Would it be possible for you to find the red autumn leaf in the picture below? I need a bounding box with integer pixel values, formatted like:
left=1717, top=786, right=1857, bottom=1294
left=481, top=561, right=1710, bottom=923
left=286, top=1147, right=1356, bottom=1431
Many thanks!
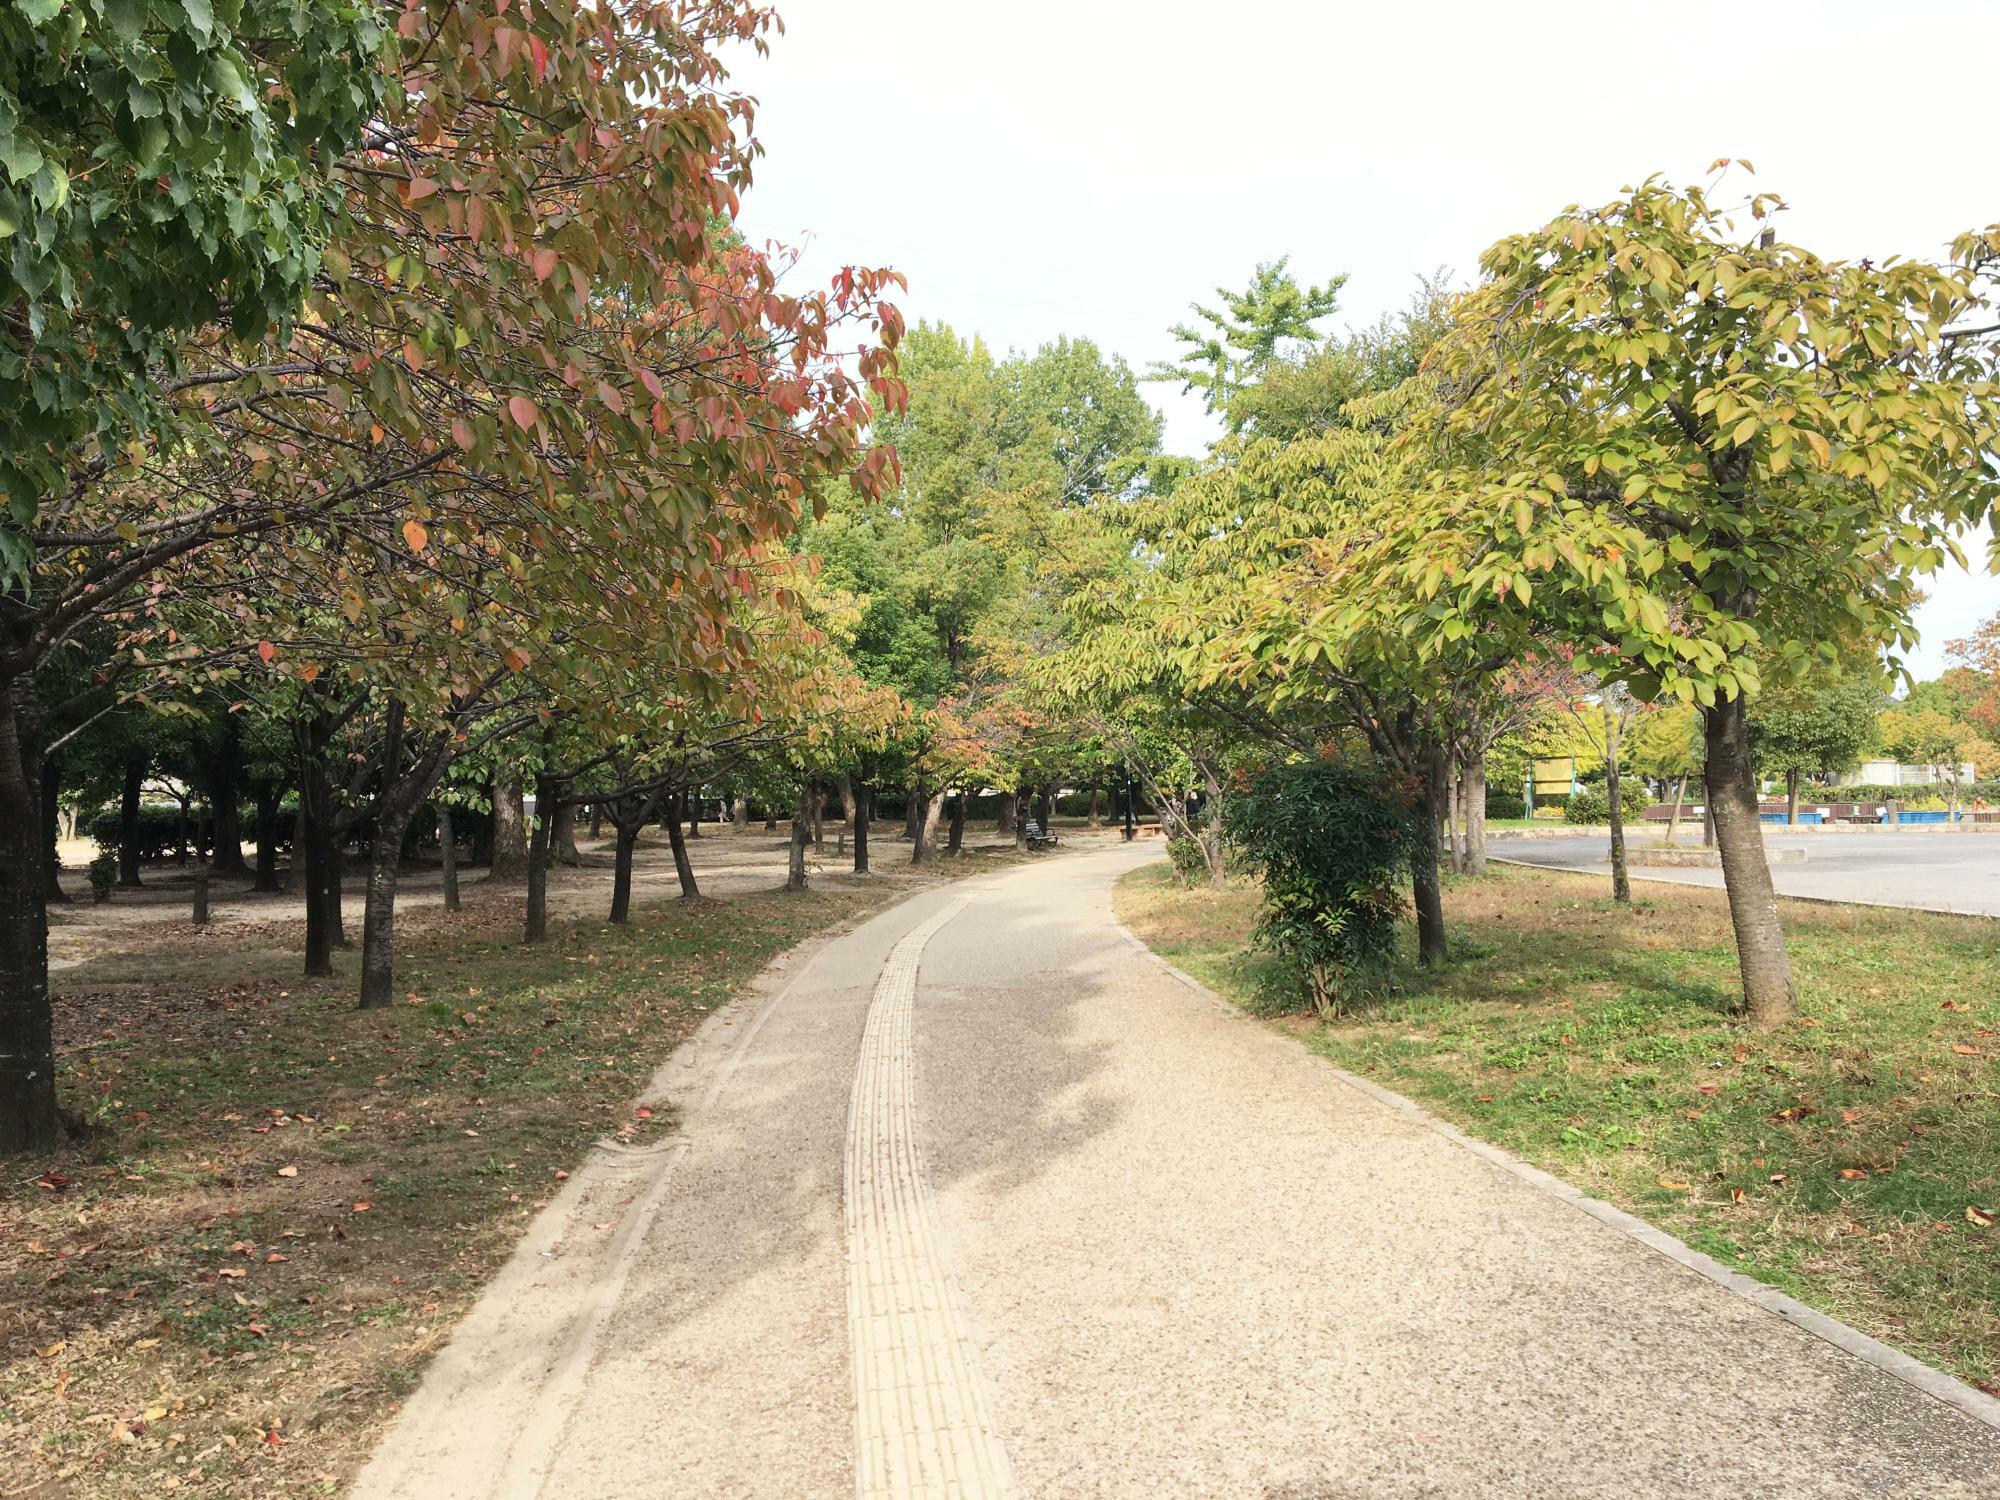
left=529, top=35, right=549, bottom=78
left=256, top=640, right=276, bottom=664
left=532, top=247, right=559, bottom=283
left=501, top=645, right=532, bottom=672
left=406, top=176, right=439, bottom=202
left=507, top=396, right=538, bottom=430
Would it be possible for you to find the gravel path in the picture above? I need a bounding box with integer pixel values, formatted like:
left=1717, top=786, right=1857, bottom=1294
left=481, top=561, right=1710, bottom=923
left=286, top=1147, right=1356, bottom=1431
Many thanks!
left=353, top=842, right=2000, bottom=1499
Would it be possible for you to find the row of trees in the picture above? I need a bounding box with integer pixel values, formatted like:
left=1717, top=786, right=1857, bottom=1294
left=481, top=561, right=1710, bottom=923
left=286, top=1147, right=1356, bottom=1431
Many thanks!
left=1048, top=168, right=2000, bottom=1028
left=1, top=0, right=920, bottom=1152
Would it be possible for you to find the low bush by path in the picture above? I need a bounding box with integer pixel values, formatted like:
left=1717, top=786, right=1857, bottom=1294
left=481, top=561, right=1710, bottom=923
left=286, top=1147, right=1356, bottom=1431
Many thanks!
left=1, top=876, right=894, bottom=1498
left=1116, top=861, right=2000, bottom=1395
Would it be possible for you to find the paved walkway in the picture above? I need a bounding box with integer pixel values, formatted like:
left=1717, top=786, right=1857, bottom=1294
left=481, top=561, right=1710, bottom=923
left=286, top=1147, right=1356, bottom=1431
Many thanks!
left=353, top=844, right=2000, bottom=1499
left=1497, top=828, right=2000, bottom=916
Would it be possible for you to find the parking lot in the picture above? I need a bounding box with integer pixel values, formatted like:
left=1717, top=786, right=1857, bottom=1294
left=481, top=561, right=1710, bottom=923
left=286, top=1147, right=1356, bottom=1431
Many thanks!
left=1496, top=827, right=2000, bottom=917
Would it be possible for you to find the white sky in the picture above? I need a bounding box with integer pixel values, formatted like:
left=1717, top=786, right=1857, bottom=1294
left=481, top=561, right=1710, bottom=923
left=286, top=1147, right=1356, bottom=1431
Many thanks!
left=732, top=0, right=1998, bottom=678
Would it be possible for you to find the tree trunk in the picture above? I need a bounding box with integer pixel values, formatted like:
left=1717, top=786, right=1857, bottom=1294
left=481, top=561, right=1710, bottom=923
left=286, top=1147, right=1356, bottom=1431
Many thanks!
left=665, top=793, right=700, bottom=898
left=439, top=803, right=460, bottom=911
left=41, top=749, right=67, bottom=903
left=490, top=772, right=528, bottom=879
left=765, top=804, right=777, bottom=831
left=1014, top=784, right=1030, bottom=851
left=329, top=846, right=350, bottom=949
left=553, top=802, right=582, bottom=865
left=786, top=785, right=811, bottom=891
left=1034, top=785, right=1054, bottom=829
left=301, top=811, right=335, bottom=978
left=359, top=809, right=419, bottom=1010
left=1664, top=774, right=1687, bottom=848
left=254, top=785, right=284, bottom=892
left=208, top=716, right=249, bottom=877
left=587, top=802, right=602, bottom=838
left=1412, top=742, right=1448, bottom=967
left=118, top=751, right=146, bottom=887
left=996, top=790, right=1017, bottom=836
left=836, top=774, right=855, bottom=829
left=1443, top=761, right=1464, bottom=875
left=732, top=796, right=749, bottom=830
left=913, top=789, right=945, bottom=865
left=1463, top=750, right=1488, bottom=877
left=607, top=819, right=638, bottom=923
left=810, top=781, right=824, bottom=847
left=903, top=789, right=921, bottom=841
left=524, top=776, right=554, bottom=943
left=947, top=791, right=965, bottom=854
left=1087, top=787, right=1102, bottom=828
left=192, top=866, right=210, bottom=924
left=1786, top=768, right=1800, bottom=826
left=1, top=678, right=60, bottom=1151
left=1605, top=705, right=1630, bottom=904
left=853, top=780, right=872, bottom=874
left=1703, top=695, right=1796, bottom=1026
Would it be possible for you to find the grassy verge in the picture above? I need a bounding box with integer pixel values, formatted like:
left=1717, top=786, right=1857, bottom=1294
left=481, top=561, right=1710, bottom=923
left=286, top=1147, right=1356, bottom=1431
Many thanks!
left=1115, top=860, right=2000, bottom=1393
left=2, top=874, right=894, bottom=1498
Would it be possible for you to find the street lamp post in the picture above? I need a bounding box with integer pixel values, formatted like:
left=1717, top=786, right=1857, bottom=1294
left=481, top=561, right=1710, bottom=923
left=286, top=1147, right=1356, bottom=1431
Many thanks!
left=1123, top=767, right=1136, bottom=842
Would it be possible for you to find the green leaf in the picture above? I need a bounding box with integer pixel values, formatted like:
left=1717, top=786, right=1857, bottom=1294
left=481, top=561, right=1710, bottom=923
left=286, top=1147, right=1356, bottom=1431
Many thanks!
left=0, top=137, right=45, bottom=183
left=17, top=0, right=63, bottom=23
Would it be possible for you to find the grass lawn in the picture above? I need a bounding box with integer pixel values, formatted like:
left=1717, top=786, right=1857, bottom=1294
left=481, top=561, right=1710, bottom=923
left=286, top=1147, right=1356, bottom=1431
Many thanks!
left=1116, top=860, right=2000, bottom=1394
left=1, top=875, right=895, bottom=1498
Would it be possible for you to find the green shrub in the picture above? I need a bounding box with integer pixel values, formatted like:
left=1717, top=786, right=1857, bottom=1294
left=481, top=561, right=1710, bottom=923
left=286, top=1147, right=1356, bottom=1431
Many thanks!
left=1166, top=834, right=1209, bottom=884
left=90, top=804, right=191, bottom=862
left=87, top=851, right=117, bottom=902
left=1564, top=788, right=1611, bottom=824
left=1224, top=759, right=1417, bottom=1016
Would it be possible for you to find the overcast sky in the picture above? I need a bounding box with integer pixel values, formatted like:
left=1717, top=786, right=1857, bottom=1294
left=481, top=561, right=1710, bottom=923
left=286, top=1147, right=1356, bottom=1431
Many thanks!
left=731, top=0, right=1997, bottom=678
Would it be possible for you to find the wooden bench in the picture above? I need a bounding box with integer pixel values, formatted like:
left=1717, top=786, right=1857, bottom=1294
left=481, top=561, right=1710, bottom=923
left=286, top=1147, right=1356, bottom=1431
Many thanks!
left=1022, top=819, right=1060, bottom=851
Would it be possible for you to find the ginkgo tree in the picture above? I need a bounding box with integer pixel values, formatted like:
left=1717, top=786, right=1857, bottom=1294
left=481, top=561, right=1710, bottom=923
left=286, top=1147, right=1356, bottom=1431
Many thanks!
left=1413, top=169, right=2000, bottom=1024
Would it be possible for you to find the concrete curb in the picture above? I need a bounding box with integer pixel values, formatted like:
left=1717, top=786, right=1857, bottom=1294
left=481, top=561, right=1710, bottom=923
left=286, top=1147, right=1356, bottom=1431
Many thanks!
left=1486, top=853, right=2000, bottom=921
left=1109, top=914, right=2000, bottom=1436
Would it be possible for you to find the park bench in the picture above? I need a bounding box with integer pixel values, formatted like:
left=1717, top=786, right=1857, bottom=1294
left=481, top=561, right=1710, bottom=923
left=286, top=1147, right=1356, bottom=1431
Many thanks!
left=1022, top=819, right=1060, bottom=851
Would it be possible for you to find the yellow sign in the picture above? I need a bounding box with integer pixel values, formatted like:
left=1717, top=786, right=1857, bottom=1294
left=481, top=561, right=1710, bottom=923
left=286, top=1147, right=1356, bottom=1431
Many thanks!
left=1532, top=757, right=1576, bottom=793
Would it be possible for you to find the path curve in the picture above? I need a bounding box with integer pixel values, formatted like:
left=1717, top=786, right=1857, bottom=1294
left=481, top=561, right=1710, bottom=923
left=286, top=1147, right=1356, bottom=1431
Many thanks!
left=354, top=843, right=2000, bottom=1499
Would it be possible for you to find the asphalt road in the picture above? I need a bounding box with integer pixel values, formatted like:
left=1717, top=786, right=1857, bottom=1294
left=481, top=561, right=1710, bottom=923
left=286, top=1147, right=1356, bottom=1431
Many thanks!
left=1496, top=828, right=2000, bottom=916
left=354, top=842, right=2000, bottom=1499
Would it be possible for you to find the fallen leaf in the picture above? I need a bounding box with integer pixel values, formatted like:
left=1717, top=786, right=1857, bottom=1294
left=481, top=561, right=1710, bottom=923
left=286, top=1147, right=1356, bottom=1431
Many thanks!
left=1657, top=1178, right=1691, bottom=1191
left=1841, top=1110, right=1862, bottom=1124
left=1839, top=1168, right=1869, bottom=1180
left=217, top=1268, right=246, bottom=1279
left=1768, top=1172, right=1788, bottom=1184
left=1730, top=1187, right=1745, bottom=1203
left=351, top=1202, right=372, bottom=1213
left=276, top=1165, right=299, bottom=1178
left=1951, top=1044, right=1983, bottom=1057
left=1969, top=1206, right=1995, bottom=1228
left=265, top=1253, right=288, bottom=1264
left=34, top=1340, right=65, bottom=1358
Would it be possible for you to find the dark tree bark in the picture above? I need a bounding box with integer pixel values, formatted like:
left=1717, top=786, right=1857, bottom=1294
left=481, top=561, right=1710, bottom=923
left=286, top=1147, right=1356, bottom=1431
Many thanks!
left=41, top=750, right=67, bottom=903
left=1605, top=704, right=1630, bottom=905
left=297, top=706, right=340, bottom=978
left=852, top=780, right=871, bottom=874
left=836, top=774, right=854, bottom=829
left=731, top=796, right=749, bottom=830
left=809, top=782, right=824, bottom=847
left=489, top=772, right=528, bottom=880
left=438, top=803, right=460, bottom=911
left=1785, top=768, right=1801, bottom=826
left=524, top=772, right=555, bottom=943
left=786, top=784, right=811, bottom=891
left=765, top=806, right=777, bottom=831
left=587, top=802, right=602, bottom=838
left=358, top=700, right=457, bottom=1009
left=1, top=676, right=60, bottom=1151
left=609, top=821, right=641, bottom=923
left=996, top=790, right=1017, bottom=836
left=117, top=750, right=146, bottom=887
left=1086, top=787, right=1101, bottom=828
left=207, top=714, right=249, bottom=877
left=1014, top=784, right=1029, bottom=851
left=903, top=789, right=920, bottom=842
left=1411, top=741, right=1448, bottom=967
left=947, top=791, right=965, bottom=854
left=684, top=794, right=702, bottom=839
left=665, top=792, right=700, bottom=898
left=1704, top=695, right=1795, bottom=1026
left=253, top=784, right=284, bottom=893
left=192, top=867, right=210, bottom=924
